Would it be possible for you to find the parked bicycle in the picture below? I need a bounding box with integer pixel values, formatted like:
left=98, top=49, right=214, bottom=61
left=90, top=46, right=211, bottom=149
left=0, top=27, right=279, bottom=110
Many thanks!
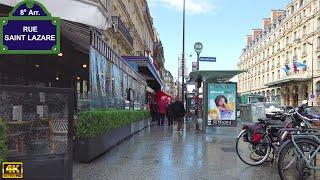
left=236, top=100, right=312, bottom=166
left=277, top=104, right=320, bottom=180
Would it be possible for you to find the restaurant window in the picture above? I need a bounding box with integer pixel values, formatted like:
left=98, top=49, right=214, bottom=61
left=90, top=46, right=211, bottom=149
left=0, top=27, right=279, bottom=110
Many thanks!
left=90, top=48, right=109, bottom=109
left=123, top=73, right=128, bottom=101
left=111, top=64, right=124, bottom=108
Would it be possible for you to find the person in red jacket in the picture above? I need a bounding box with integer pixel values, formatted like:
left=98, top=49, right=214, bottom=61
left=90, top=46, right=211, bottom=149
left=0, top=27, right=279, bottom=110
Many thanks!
left=157, top=97, right=168, bottom=126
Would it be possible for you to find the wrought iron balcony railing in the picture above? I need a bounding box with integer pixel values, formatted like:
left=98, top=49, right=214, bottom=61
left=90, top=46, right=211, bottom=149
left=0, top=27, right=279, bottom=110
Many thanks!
left=112, top=16, right=133, bottom=47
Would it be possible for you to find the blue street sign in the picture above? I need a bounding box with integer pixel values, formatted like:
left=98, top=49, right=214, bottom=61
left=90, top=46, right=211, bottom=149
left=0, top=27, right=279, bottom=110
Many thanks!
left=0, top=0, right=60, bottom=54
left=200, top=57, right=216, bottom=62
left=3, top=20, right=58, bottom=51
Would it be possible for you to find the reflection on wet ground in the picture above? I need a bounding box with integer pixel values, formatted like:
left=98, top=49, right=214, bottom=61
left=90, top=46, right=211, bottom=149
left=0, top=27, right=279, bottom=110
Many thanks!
left=73, top=122, right=280, bottom=180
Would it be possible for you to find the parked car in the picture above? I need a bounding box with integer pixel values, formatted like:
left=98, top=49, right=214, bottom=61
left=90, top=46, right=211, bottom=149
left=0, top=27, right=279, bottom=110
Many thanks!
left=264, top=102, right=284, bottom=118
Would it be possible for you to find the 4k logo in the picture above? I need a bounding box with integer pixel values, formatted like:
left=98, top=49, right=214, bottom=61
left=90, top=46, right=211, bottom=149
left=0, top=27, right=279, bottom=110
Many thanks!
left=2, top=162, right=23, bottom=178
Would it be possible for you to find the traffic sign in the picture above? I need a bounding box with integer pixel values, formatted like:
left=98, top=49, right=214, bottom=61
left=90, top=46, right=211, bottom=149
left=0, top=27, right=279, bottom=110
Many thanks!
left=311, top=94, right=315, bottom=99
left=200, top=57, right=216, bottom=62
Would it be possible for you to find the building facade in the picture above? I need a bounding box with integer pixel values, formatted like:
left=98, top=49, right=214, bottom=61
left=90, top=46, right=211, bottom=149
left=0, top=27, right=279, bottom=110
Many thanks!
left=238, top=0, right=320, bottom=106
left=107, top=0, right=168, bottom=103
left=163, top=70, right=175, bottom=96
left=106, top=0, right=154, bottom=57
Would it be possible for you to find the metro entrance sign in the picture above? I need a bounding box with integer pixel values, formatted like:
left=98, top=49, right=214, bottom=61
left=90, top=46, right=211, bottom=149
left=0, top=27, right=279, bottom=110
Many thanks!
left=0, top=0, right=60, bottom=54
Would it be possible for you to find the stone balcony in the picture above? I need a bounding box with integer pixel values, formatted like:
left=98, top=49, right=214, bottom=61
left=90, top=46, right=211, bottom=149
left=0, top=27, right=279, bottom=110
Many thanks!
left=111, top=16, right=134, bottom=49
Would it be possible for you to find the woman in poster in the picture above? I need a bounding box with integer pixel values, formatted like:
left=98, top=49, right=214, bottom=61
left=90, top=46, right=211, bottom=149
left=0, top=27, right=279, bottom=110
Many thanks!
left=209, top=95, right=234, bottom=120
left=215, top=95, right=233, bottom=119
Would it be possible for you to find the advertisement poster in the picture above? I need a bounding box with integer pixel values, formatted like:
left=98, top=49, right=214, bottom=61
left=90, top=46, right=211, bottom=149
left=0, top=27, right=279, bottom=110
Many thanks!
left=208, top=83, right=237, bottom=126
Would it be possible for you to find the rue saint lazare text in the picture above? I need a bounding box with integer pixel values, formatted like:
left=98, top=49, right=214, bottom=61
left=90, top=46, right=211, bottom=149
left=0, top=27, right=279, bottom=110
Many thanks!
left=4, top=26, right=56, bottom=41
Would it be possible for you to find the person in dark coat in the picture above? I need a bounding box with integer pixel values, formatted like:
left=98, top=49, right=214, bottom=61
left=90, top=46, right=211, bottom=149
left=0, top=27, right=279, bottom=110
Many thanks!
left=167, top=101, right=174, bottom=126
left=172, top=96, right=186, bottom=131
left=150, top=103, right=157, bottom=122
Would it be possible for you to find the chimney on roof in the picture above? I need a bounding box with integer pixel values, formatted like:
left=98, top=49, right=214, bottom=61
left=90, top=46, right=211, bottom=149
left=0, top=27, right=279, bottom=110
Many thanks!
left=246, top=35, right=252, bottom=45
left=262, top=18, right=271, bottom=30
left=271, top=9, right=284, bottom=22
left=252, top=29, right=262, bottom=40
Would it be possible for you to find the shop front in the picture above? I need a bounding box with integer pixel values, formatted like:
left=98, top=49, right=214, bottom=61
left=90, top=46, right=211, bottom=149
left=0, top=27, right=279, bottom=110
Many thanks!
left=0, top=2, right=146, bottom=179
left=266, top=78, right=311, bottom=106
left=123, top=56, right=164, bottom=107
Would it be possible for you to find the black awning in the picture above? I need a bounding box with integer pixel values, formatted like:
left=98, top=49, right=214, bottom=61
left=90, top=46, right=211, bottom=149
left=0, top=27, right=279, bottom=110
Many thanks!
left=266, top=77, right=311, bottom=87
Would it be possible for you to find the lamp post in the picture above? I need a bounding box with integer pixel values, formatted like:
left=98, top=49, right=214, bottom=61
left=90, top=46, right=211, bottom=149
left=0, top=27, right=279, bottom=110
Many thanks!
left=307, top=41, right=314, bottom=106
left=194, top=42, right=203, bottom=70
left=305, top=11, right=315, bottom=106
left=194, top=42, right=203, bottom=127
left=181, top=0, right=186, bottom=104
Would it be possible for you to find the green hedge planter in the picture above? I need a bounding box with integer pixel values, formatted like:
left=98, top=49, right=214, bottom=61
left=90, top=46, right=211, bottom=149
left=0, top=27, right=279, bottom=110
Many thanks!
left=0, top=118, right=8, bottom=164
left=74, top=110, right=151, bottom=162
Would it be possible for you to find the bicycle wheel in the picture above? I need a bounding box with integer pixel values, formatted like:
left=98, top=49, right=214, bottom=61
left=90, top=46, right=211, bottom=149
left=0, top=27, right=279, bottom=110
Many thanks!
left=236, top=130, right=271, bottom=166
left=278, top=138, right=320, bottom=180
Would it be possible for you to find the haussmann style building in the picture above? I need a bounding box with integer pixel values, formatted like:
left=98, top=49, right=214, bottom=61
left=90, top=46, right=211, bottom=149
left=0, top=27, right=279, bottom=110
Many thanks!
left=238, top=0, right=320, bottom=106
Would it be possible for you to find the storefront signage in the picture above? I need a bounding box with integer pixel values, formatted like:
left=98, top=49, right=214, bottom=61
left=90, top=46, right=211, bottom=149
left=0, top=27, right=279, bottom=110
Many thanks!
left=208, top=83, right=237, bottom=126
left=0, top=0, right=60, bottom=54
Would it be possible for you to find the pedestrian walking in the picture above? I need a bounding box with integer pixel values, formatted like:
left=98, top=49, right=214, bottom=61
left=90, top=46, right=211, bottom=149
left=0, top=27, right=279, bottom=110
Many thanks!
left=157, top=97, right=167, bottom=126
left=150, top=103, right=157, bottom=122
left=172, top=96, right=186, bottom=131
left=167, top=100, right=174, bottom=126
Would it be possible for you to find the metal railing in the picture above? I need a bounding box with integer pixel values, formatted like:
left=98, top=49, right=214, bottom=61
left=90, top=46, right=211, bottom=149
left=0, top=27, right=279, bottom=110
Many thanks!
left=112, top=16, right=133, bottom=47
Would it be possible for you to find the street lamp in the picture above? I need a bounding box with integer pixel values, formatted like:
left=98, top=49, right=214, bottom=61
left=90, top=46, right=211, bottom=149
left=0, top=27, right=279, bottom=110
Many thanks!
left=304, top=11, right=316, bottom=106
left=181, top=0, right=186, bottom=104
left=194, top=42, right=203, bottom=127
left=306, top=40, right=314, bottom=106
left=194, top=42, right=203, bottom=70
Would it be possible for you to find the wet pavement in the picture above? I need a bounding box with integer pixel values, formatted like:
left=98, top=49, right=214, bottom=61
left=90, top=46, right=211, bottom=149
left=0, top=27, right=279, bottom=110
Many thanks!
left=73, top=121, right=280, bottom=180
